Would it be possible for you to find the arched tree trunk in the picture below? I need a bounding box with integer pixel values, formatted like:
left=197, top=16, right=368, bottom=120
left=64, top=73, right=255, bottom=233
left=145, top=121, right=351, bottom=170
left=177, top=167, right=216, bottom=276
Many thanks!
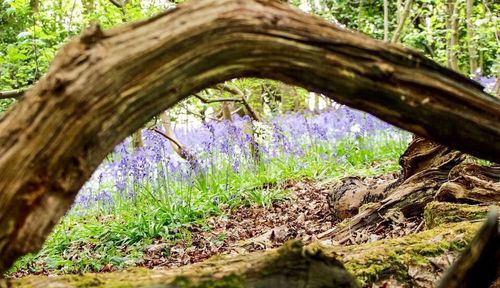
left=0, top=0, right=499, bottom=274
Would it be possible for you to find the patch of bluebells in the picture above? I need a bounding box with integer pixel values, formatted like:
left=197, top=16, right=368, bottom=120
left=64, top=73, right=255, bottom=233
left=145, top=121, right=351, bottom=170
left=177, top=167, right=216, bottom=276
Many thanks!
left=474, top=75, right=497, bottom=94
left=73, top=107, right=406, bottom=212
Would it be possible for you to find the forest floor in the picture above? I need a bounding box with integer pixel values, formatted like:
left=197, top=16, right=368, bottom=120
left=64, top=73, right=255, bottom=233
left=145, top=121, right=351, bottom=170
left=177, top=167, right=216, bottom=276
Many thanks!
left=14, top=176, right=404, bottom=276
left=138, top=175, right=420, bottom=270
left=13, top=172, right=497, bottom=287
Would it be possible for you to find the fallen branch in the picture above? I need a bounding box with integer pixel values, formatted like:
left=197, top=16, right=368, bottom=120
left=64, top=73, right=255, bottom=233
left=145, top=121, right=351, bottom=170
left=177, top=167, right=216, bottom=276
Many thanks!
left=10, top=219, right=488, bottom=287
left=0, top=0, right=499, bottom=273
left=0, top=89, right=26, bottom=100
left=193, top=93, right=243, bottom=104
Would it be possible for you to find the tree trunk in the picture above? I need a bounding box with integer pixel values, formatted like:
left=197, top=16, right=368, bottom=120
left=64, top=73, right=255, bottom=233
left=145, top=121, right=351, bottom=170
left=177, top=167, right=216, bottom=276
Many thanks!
left=466, top=0, right=478, bottom=75
left=383, top=0, right=389, bottom=42
left=446, top=0, right=460, bottom=72
left=391, top=0, right=413, bottom=43
left=131, top=130, right=144, bottom=149
left=496, top=72, right=500, bottom=98
left=0, top=0, right=499, bottom=274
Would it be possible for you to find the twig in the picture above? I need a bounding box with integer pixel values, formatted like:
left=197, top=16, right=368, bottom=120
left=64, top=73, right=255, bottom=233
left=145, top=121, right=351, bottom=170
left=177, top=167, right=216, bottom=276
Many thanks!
left=194, top=93, right=243, bottom=104
left=413, top=220, right=424, bottom=233
left=151, top=128, right=183, bottom=150
left=182, top=106, right=220, bottom=122
left=216, top=84, right=262, bottom=121
left=0, top=89, right=27, bottom=99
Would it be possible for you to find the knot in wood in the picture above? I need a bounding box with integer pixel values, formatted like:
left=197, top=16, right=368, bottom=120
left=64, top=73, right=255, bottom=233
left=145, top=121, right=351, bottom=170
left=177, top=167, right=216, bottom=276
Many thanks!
left=80, top=22, right=105, bottom=46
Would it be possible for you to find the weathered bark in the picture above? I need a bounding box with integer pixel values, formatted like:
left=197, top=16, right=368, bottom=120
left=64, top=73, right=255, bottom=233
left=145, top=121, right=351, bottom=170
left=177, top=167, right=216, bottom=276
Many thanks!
left=435, top=163, right=500, bottom=204
left=328, top=168, right=450, bottom=243
left=437, top=209, right=499, bottom=288
left=10, top=220, right=487, bottom=287
left=10, top=241, right=360, bottom=288
left=0, top=0, right=499, bottom=274
left=328, top=137, right=465, bottom=222
left=328, top=174, right=396, bottom=220
left=398, top=136, right=464, bottom=181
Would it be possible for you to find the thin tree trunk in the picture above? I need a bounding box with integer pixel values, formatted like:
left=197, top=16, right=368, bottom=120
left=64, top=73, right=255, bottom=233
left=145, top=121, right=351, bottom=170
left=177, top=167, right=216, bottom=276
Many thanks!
left=82, top=0, right=95, bottom=16
left=0, top=0, right=499, bottom=274
left=466, top=0, right=478, bottom=75
left=396, top=0, right=403, bottom=24
left=391, top=0, right=413, bottom=43
left=312, top=92, right=320, bottom=112
left=131, top=129, right=144, bottom=148
left=446, top=0, right=460, bottom=71
left=383, top=0, right=389, bottom=42
left=494, top=68, right=500, bottom=98
left=30, top=0, right=39, bottom=12
left=221, top=102, right=233, bottom=121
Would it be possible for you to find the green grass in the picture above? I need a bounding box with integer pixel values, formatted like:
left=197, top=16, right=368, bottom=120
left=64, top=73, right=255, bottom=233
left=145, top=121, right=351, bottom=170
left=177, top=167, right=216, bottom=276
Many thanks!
left=10, top=133, right=410, bottom=275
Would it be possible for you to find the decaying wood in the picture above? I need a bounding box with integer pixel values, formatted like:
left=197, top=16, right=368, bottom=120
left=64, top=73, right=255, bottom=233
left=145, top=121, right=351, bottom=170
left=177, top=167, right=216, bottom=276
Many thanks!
left=10, top=241, right=360, bottom=288
left=437, top=209, right=499, bottom=288
left=328, top=175, right=396, bottom=220
left=329, top=168, right=450, bottom=242
left=10, top=219, right=486, bottom=287
left=0, top=0, right=499, bottom=274
left=423, top=201, right=499, bottom=229
left=328, top=137, right=464, bottom=224
left=398, top=137, right=465, bottom=181
left=326, top=135, right=500, bottom=242
left=435, top=163, right=500, bottom=204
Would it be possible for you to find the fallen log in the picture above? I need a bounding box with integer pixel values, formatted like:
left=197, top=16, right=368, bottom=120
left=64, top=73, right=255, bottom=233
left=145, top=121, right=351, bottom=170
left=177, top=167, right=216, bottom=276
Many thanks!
left=1, top=0, right=500, bottom=274
left=435, top=163, right=500, bottom=204
left=8, top=220, right=484, bottom=288
left=437, top=209, right=499, bottom=288
left=326, top=137, right=499, bottom=242
left=9, top=241, right=360, bottom=288
left=424, top=201, right=499, bottom=229
left=327, top=137, right=463, bottom=241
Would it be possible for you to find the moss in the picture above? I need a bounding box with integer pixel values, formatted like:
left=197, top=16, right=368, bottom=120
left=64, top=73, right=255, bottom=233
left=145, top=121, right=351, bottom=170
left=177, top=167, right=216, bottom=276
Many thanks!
left=358, top=202, right=379, bottom=213
left=13, top=221, right=482, bottom=288
left=328, top=221, right=481, bottom=286
left=424, top=201, right=496, bottom=229
left=170, top=275, right=244, bottom=288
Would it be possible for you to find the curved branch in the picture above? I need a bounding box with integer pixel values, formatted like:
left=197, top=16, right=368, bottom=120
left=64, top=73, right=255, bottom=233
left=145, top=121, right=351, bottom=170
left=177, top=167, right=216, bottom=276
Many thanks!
left=0, top=0, right=499, bottom=274
left=194, top=93, right=243, bottom=104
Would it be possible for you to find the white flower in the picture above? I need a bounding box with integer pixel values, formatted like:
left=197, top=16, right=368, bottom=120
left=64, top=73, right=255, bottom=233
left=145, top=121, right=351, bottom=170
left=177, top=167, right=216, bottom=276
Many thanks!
left=350, top=123, right=361, bottom=134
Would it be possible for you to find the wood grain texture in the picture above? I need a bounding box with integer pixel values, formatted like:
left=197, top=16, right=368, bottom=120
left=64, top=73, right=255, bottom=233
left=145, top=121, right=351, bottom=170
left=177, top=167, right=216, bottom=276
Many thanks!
left=0, top=0, right=499, bottom=273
